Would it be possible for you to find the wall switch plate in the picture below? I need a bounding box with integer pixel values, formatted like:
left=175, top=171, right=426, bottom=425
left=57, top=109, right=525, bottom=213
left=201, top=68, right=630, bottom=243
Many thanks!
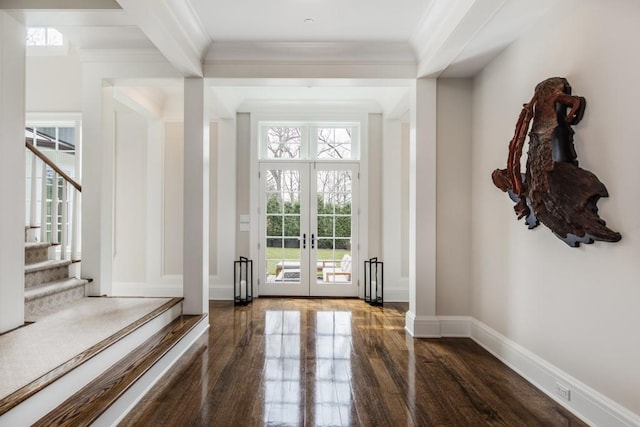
left=555, top=382, right=571, bottom=401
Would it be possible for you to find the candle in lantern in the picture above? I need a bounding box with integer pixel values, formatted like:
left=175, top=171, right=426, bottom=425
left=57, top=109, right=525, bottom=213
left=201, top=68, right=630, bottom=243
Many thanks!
left=240, top=280, right=247, bottom=299
left=371, top=280, right=377, bottom=300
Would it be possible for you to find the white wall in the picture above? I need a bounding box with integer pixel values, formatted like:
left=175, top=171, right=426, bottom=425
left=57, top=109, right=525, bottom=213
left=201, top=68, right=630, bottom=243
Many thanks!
left=163, top=121, right=184, bottom=275
left=210, top=118, right=236, bottom=299
left=368, top=113, right=383, bottom=260
left=26, top=51, right=82, bottom=112
left=382, top=119, right=403, bottom=299
left=382, top=118, right=410, bottom=301
left=236, top=113, right=251, bottom=259
left=111, top=111, right=233, bottom=299
left=400, top=122, right=409, bottom=278
left=209, top=122, right=218, bottom=275
left=112, top=106, right=148, bottom=283
left=0, top=12, right=25, bottom=333
left=436, top=78, right=472, bottom=315
left=471, top=0, right=640, bottom=416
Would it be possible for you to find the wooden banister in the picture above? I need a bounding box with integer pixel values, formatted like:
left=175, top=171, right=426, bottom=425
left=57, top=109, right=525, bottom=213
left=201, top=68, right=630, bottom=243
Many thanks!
left=25, top=141, right=81, bottom=192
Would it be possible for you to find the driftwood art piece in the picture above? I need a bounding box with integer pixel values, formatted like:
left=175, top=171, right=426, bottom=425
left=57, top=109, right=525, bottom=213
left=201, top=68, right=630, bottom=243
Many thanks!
left=492, top=77, right=621, bottom=247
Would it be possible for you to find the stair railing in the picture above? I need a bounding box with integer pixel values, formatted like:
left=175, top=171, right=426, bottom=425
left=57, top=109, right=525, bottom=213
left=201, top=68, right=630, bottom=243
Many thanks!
left=26, top=141, right=81, bottom=261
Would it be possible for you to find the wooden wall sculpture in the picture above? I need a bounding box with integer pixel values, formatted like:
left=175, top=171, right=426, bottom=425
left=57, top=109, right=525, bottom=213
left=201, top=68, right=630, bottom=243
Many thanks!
left=492, top=77, right=621, bottom=247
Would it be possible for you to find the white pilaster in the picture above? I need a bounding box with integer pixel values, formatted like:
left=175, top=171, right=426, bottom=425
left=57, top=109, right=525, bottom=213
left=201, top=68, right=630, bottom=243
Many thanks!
left=183, top=77, right=209, bottom=314
left=405, top=78, right=439, bottom=337
left=0, top=12, right=25, bottom=333
left=81, top=76, right=114, bottom=296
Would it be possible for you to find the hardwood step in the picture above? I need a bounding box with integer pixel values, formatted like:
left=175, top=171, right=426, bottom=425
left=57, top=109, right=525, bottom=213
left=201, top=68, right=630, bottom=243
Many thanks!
left=33, top=313, right=207, bottom=427
left=0, top=297, right=184, bottom=420
left=24, top=260, right=72, bottom=288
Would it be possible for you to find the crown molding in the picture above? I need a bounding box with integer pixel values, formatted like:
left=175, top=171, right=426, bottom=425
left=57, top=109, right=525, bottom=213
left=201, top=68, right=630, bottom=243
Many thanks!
left=206, top=41, right=416, bottom=63
left=76, top=48, right=167, bottom=63
left=203, top=42, right=417, bottom=79
left=204, top=60, right=416, bottom=80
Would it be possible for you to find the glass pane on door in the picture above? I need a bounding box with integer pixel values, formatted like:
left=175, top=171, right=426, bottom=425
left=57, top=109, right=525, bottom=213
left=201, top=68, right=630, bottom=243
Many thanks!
left=315, top=169, right=353, bottom=286
left=265, top=169, right=303, bottom=285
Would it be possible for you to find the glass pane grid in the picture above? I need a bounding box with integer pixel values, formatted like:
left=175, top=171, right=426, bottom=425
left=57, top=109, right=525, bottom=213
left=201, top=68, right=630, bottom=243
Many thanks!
left=265, top=169, right=302, bottom=285
left=266, top=127, right=302, bottom=160
left=317, top=128, right=352, bottom=160
left=315, top=169, right=352, bottom=286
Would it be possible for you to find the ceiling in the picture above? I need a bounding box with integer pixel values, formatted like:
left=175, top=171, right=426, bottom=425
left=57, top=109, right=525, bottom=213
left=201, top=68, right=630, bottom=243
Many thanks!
left=191, top=0, right=429, bottom=43
left=2, top=0, right=560, bottom=118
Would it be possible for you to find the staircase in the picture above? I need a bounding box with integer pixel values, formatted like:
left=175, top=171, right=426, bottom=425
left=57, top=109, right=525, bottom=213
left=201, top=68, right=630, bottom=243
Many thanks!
left=0, top=296, right=209, bottom=426
left=24, top=140, right=86, bottom=321
left=0, top=135, right=211, bottom=425
left=24, top=232, right=88, bottom=321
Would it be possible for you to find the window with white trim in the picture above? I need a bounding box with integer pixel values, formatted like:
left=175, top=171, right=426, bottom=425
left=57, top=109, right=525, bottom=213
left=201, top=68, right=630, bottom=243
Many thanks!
left=260, top=122, right=359, bottom=161
left=26, top=28, right=64, bottom=46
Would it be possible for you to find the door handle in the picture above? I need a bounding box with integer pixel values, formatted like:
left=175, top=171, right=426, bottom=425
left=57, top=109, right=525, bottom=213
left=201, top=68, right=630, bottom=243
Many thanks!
left=311, top=233, right=315, bottom=249
left=302, top=233, right=306, bottom=249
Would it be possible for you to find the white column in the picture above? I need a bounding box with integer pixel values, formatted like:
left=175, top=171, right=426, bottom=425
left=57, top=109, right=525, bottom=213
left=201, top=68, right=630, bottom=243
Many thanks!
left=81, top=74, right=114, bottom=296
left=0, top=12, right=25, bottom=333
left=405, top=78, right=439, bottom=337
left=183, top=77, right=209, bottom=314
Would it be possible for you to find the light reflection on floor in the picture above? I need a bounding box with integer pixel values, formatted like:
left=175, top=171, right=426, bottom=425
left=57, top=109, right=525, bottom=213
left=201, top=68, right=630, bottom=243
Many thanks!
left=264, top=310, right=302, bottom=425
left=315, top=311, right=353, bottom=427
left=263, top=310, right=353, bottom=427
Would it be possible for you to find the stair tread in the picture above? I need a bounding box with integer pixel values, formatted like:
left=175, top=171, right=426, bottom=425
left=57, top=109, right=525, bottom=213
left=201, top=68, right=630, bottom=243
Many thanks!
left=24, top=278, right=88, bottom=301
left=24, top=259, right=72, bottom=274
left=33, top=313, right=206, bottom=427
left=25, top=242, right=51, bottom=250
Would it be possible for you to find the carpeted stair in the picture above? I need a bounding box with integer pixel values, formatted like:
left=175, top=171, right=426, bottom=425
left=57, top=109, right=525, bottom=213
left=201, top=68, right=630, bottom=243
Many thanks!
left=24, top=234, right=88, bottom=322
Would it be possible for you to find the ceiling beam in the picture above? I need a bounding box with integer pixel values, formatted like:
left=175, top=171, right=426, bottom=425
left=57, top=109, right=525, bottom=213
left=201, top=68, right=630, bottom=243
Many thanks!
left=411, top=0, right=507, bottom=78
left=115, top=0, right=211, bottom=77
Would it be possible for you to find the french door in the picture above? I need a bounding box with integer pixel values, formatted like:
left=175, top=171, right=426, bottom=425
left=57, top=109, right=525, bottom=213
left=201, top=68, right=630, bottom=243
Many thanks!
left=259, top=162, right=358, bottom=297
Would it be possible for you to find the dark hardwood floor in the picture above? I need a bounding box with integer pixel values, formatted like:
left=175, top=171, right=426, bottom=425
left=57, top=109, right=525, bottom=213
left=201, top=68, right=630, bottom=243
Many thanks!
left=121, top=299, right=586, bottom=426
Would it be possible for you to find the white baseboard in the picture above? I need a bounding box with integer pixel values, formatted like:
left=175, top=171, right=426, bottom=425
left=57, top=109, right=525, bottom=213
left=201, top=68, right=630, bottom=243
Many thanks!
left=405, top=311, right=441, bottom=337
left=111, top=281, right=235, bottom=300
left=112, top=282, right=183, bottom=298
left=402, top=315, right=639, bottom=426
left=382, top=286, right=408, bottom=302
left=209, top=284, right=233, bottom=300
left=469, top=319, right=640, bottom=427
left=439, top=316, right=472, bottom=337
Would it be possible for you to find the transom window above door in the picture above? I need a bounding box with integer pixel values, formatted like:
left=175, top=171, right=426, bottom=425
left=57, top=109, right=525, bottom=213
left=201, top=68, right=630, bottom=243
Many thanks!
left=259, top=123, right=360, bottom=161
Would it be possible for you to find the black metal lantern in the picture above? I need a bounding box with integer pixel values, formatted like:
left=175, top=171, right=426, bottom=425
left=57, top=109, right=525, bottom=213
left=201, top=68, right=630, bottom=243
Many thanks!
left=234, top=256, right=253, bottom=306
left=364, top=257, right=383, bottom=306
